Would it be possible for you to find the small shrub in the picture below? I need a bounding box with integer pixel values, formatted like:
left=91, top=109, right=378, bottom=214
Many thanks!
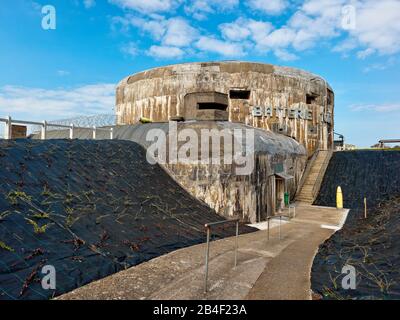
left=7, top=191, right=32, bottom=205
left=0, top=241, right=14, bottom=252
left=25, top=219, right=51, bottom=234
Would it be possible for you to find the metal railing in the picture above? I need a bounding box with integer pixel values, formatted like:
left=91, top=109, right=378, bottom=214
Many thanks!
left=267, top=215, right=285, bottom=241
left=204, top=219, right=239, bottom=293
left=0, top=116, right=114, bottom=140
left=378, top=139, right=400, bottom=148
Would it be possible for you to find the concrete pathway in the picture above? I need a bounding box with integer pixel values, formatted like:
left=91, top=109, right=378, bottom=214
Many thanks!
left=59, top=204, right=348, bottom=300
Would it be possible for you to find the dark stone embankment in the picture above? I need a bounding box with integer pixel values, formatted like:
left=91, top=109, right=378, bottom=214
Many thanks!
left=0, top=139, right=254, bottom=300
left=312, top=150, right=400, bottom=299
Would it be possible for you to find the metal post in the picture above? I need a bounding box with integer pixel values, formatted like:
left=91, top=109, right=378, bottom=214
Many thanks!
left=364, top=197, right=367, bottom=219
left=110, top=128, right=114, bottom=140
left=5, top=116, right=12, bottom=140
left=267, top=217, right=270, bottom=241
left=41, top=121, right=47, bottom=140
left=204, top=227, right=211, bottom=293
left=93, top=126, right=97, bottom=140
left=69, top=124, right=74, bottom=139
left=234, top=221, right=239, bottom=268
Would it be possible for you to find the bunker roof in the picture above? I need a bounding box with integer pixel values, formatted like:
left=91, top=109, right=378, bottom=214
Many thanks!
left=118, top=61, right=332, bottom=91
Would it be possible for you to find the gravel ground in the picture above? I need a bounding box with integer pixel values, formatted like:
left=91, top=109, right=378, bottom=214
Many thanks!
left=312, top=150, right=400, bottom=299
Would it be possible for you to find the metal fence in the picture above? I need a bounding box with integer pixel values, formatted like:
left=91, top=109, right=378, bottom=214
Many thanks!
left=203, top=219, right=239, bottom=293
left=0, top=116, right=114, bottom=140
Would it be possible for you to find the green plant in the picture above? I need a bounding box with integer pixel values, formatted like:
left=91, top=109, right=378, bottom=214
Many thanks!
left=30, top=212, right=50, bottom=219
left=7, top=191, right=32, bottom=205
left=41, top=185, right=52, bottom=197
left=64, top=192, right=74, bottom=204
left=0, top=210, right=11, bottom=220
left=65, top=215, right=79, bottom=228
left=25, top=218, right=51, bottom=234
left=0, top=241, right=14, bottom=252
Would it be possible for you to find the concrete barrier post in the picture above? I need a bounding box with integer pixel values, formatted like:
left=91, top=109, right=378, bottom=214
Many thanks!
left=41, top=121, right=47, bottom=140
left=110, top=128, right=114, bottom=140
left=234, top=221, right=239, bottom=268
left=93, top=126, right=97, bottom=140
left=364, top=197, right=367, bottom=219
left=5, top=116, right=12, bottom=140
left=204, top=227, right=211, bottom=293
left=69, top=124, right=74, bottom=140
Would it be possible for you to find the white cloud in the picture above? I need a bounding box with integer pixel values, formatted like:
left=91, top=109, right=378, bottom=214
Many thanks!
left=110, top=0, right=400, bottom=61
left=351, top=103, right=400, bottom=113
left=0, top=84, right=115, bottom=120
left=262, top=27, right=296, bottom=49
left=242, top=0, right=400, bottom=59
left=57, top=70, right=71, bottom=77
left=273, top=49, right=298, bottom=61
left=363, top=57, right=396, bottom=73
left=162, top=17, right=199, bottom=47
left=290, top=0, right=400, bottom=56
left=349, top=0, right=400, bottom=55
left=357, top=48, right=375, bottom=59
left=332, top=38, right=358, bottom=54
left=115, top=15, right=198, bottom=48
left=109, top=0, right=183, bottom=14
left=185, top=0, right=239, bottom=20
left=121, top=42, right=139, bottom=57
left=195, top=36, right=246, bottom=57
left=246, top=0, right=288, bottom=15
left=220, top=17, right=273, bottom=43
left=83, top=0, right=96, bottom=9
left=147, top=45, right=185, bottom=59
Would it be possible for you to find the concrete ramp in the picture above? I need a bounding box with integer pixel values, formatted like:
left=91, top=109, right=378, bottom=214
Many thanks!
left=59, top=204, right=349, bottom=300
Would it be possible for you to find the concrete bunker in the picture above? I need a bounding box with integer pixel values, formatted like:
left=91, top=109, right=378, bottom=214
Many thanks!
left=116, top=61, right=335, bottom=156
left=184, top=92, right=229, bottom=121
left=43, top=61, right=334, bottom=223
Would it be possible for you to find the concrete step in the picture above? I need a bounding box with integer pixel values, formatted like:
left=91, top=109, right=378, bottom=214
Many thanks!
left=297, top=199, right=313, bottom=203
left=297, top=194, right=312, bottom=200
left=297, top=193, right=313, bottom=198
left=295, top=150, right=332, bottom=203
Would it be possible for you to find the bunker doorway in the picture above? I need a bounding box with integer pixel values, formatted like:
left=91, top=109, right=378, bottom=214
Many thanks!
left=274, top=172, right=294, bottom=214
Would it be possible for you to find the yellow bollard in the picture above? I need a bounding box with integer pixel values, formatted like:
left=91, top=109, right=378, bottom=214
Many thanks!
left=336, top=186, right=343, bottom=209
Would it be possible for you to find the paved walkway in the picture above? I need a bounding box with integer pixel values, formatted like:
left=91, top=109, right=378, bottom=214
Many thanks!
left=59, top=204, right=348, bottom=300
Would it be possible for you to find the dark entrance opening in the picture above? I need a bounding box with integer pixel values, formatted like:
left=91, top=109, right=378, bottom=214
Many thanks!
left=306, top=93, right=319, bottom=104
left=229, top=90, right=251, bottom=100
left=198, top=103, right=228, bottom=111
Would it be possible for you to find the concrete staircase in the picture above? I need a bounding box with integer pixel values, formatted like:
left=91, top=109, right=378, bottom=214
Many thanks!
left=296, top=150, right=332, bottom=204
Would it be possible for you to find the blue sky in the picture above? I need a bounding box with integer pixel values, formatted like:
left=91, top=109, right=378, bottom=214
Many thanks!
left=0, top=0, right=399, bottom=147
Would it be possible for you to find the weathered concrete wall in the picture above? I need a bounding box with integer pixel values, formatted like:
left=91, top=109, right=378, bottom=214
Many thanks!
left=116, top=61, right=334, bottom=155
left=36, top=122, right=307, bottom=223
left=123, top=122, right=306, bottom=223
